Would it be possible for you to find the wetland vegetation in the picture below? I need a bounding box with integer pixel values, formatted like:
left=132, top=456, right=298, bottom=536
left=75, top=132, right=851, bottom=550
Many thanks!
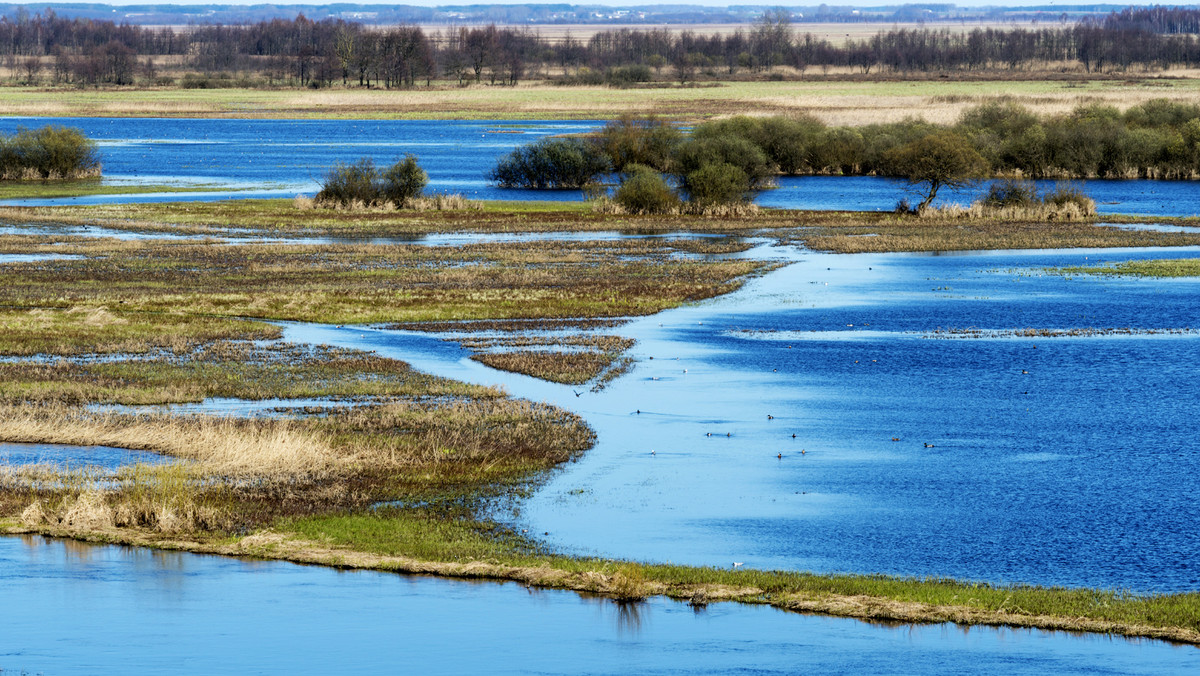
left=2, top=197, right=1200, bottom=645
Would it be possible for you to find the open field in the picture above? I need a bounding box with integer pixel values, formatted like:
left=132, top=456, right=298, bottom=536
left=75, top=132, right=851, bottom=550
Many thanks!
left=2, top=78, right=1198, bottom=125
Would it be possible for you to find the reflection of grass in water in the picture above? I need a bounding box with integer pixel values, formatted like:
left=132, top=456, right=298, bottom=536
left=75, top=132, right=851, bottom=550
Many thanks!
left=1057, top=258, right=1200, bottom=278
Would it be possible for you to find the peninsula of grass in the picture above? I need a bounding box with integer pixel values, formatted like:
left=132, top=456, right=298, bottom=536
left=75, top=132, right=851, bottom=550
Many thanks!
left=1057, top=258, right=1200, bottom=278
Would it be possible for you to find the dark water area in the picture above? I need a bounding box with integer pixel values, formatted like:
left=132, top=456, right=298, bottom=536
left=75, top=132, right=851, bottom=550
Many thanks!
left=1, top=117, right=1198, bottom=217
left=1, top=535, right=1196, bottom=675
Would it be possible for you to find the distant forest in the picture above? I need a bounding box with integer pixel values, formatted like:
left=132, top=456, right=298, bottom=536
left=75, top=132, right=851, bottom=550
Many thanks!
left=0, top=7, right=1198, bottom=87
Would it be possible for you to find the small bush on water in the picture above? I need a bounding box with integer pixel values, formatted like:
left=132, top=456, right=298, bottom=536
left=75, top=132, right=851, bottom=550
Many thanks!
left=980, top=179, right=1040, bottom=209
left=1042, top=182, right=1096, bottom=215
left=684, top=162, right=751, bottom=207
left=315, top=155, right=428, bottom=209
left=489, top=137, right=610, bottom=189
left=614, top=164, right=680, bottom=214
left=0, top=126, right=101, bottom=180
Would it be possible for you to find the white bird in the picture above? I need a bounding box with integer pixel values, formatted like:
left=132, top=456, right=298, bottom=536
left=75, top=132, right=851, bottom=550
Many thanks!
left=732, top=562, right=744, bottom=568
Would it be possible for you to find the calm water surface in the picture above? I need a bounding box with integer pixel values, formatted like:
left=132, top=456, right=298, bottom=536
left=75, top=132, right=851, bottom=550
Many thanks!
left=0, top=117, right=1197, bottom=216
left=1, top=535, right=1196, bottom=674
left=290, top=245, right=1200, bottom=592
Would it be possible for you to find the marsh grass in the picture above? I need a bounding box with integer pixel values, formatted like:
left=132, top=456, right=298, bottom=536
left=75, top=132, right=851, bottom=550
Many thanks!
left=472, top=350, right=620, bottom=385
left=0, top=308, right=279, bottom=356
left=1057, top=258, right=1200, bottom=278
left=0, top=237, right=768, bottom=324
left=281, top=509, right=1200, bottom=642
left=790, top=213, right=1200, bottom=253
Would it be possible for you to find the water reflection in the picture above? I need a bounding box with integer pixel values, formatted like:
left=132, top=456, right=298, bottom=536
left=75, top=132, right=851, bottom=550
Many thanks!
left=2, top=535, right=1196, bottom=674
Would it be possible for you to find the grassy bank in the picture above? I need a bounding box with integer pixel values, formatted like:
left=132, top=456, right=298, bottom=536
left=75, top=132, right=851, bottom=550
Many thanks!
left=3, top=79, right=1200, bottom=125
left=0, top=180, right=247, bottom=200
left=1058, top=258, right=1200, bottom=278
left=5, top=510, right=1200, bottom=645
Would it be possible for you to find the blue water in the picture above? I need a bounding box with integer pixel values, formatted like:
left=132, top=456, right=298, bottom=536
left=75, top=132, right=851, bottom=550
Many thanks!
left=283, top=245, right=1200, bottom=593
left=1, top=535, right=1196, bottom=674
left=0, top=442, right=168, bottom=469
left=1, top=117, right=1198, bottom=216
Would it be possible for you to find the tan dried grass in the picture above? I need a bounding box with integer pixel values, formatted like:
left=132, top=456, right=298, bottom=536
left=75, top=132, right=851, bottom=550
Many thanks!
left=0, top=406, right=338, bottom=479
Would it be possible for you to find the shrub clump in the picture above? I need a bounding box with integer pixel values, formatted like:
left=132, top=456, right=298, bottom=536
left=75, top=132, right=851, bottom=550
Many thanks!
left=614, top=164, right=680, bottom=214
left=1042, top=182, right=1096, bottom=215
left=979, top=178, right=1040, bottom=208
left=0, top=126, right=101, bottom=180
left=315, top=155, right=428, bottom=208
left=489, top=137, right=610, bottom=189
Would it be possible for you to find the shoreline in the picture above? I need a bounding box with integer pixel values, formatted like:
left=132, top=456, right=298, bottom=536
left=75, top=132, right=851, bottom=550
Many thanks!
left=5, top=522, right=1198, bottom=647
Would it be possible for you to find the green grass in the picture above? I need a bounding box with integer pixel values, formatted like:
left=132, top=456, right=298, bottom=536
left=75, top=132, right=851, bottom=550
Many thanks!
left=0, top=179, right=242, bottom=200
left=1058, top=258, right=1200, bottom=278
left=287, top=509, right=1200, bottom=636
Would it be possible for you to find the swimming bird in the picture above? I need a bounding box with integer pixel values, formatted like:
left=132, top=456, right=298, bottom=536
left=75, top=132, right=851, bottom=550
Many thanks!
left=777, top=453, right=782, bottom=459
left=891, top=437, right=900, bottom=442
left=767, top=415, right=774, bottom=420
left=924, top=443, right=935, bottom=448
left=1022, top=370, right=1029, bottom=374
left=791, top=434, right=797, bottom=438
left=732, top=562, right=744, bottom=568
left=706, top=432, right=712, bottom=437
left=650, top=449, right=656, bottom=455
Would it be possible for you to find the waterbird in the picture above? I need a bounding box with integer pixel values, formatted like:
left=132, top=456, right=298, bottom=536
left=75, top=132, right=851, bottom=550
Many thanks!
left=573, top=390, right=583, bottom=397
left=791, top=434, right=797, bottom=438
left=924, top=443, right=935, bottom=448
left=651, top=449, right=656, bottom=455
left=767, top=415, right=774, bottom=420
left=706, top=433, right=712, bottom=437
left=1022, top=370, right=1029, bottom=374
left=777, top=453, right=782, bottom=459
left=732, top=562, right=744, bottom=568
left=891, top=437, right=900, bottom=442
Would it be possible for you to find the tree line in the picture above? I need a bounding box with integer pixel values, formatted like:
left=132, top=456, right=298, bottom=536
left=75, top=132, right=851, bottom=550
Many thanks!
left=489, top=98, right=1200, bottom=212
left=3, top=9, right=1200, bottom=87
